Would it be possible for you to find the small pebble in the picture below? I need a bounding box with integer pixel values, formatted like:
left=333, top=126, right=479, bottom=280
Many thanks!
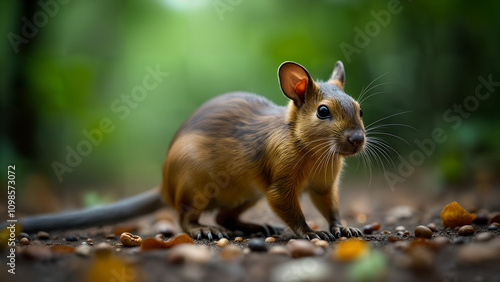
left=23, top=245, right=53, bottom=260
left=458, top=225, right=475, bottom=236
left=310, top=238, right=320, bottom=243
left=155, top=234, right=167, bottom=241
left=383, top=230, right=391, bottom=234
left=474, top=232, right=494, bottom=242
left=20, top=237, right=30, bottom=245
left=265, top=237, right=277, bottom=243
left=409, top=246, right=434, bottom=270
left=52, top=235, right=59, bottom=240
left=219, top=244, right=242, bottom=260
left=426, top=223, right=438, bottom=232
left=287, top=239, right=316, bottom=258
left=242, top=248, right=251, bottom=255
left=248, top=238, right=267, bottom=252
left=271, top=257, right=332, bottom=282
left=37, top=231, right=50, bottom=240
left=458, top=241, right=499, bottom=264
left=217, top=238, right=229, bottom=247
left=453, top=237, right=467, bottom=244
left=95, top=242, right=113, bottom=258
left=414, top=225, right=432, bottom=239
left=394, top=241, right=410, bottom=250
left=75, top=245, right=92, bottom=257
left=269, top=246, right=291, bottom=256
left=431, top=236, right=450, bottom=249
left=488, top=223, right=500, bottom=231
left=314, top=246, right=326, bottom=256
left=388, top=236, right=403, bottom=242
left=234, top=237, right=243, bottom=242
left=65, top=235, right=78, bottom=242
left=363, top=222, right=381, bottom=234
left=167, top=244, right=210, bottom=264
left=473, top=213, right=489, bottom=225
left=315, top=240, right=329, bottom=248
left=19, top=232, right=30, bottom=239
left=395, top=226, right=406, bottom=231
left=489, top=213, right=500, bottom=225
left=104, top=234, right=116, bottom=239
left=153, top=220, right=176, bottom=237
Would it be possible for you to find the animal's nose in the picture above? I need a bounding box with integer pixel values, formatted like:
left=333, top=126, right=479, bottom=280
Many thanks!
left=347, top=130, right=365, bottom=147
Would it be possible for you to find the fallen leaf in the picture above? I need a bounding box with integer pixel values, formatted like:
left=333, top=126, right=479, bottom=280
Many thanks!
left=86, top=255, right=140, bottom=282
left=440, top=201, right=476, bottom=228
left=332, top=238, right=368, bottom=262
left=140, top=233, right=193, bottom=251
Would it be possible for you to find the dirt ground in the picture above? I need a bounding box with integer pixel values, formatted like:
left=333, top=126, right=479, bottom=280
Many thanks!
left=1, top=180, right=500, bottom=282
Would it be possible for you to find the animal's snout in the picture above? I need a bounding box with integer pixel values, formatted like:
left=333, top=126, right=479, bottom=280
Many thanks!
left=346, top=130, right=365, bottom=148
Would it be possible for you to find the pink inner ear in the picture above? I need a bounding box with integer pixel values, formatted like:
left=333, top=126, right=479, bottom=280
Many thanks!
left=294, top=78, right=307, bottom=97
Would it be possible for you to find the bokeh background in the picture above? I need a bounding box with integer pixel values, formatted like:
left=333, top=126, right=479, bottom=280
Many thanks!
left=1, top=0, right=499, bottom=216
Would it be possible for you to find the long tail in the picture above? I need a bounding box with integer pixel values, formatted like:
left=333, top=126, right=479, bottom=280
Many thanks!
left=17, top=188, right=164, bottom=233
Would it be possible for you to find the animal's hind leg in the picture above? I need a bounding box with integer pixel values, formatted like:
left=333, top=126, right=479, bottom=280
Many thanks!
left=177, top=202, right=230, bottom=240
left=216, top=201, right=283, bottom=237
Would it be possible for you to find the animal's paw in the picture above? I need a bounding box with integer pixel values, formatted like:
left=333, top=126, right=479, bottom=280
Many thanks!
left=331, top=225, right=363, bottom=238
left=301, top=230, right=336, bottom=241
left=189, top=225, right=231, bottom=240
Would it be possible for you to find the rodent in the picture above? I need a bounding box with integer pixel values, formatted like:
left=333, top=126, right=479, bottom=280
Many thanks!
left=18, top=61, right=365, bottom=241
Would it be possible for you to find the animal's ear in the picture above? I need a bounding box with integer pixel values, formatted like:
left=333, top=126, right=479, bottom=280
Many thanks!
left=328, top=60, right=345, bottom=90
left=278, top=61, right=314, bottom=107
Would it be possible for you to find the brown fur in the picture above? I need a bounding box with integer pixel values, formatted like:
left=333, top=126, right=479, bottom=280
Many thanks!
left=16, top=61, right=364, bottom=239
left=160, top=61, right=365, bottom=239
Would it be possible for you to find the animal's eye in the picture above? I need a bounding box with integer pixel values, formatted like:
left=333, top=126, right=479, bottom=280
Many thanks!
left=359, top=108, right=363, bottom=118
left=316, top=105, right=331, bottom=119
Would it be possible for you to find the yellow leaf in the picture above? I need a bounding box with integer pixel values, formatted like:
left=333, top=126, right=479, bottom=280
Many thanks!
left=440, top=201, right=476, bottom=228
left=86, top=256, right=140, bottom=282
left=332, top=238, right=368, bottom=262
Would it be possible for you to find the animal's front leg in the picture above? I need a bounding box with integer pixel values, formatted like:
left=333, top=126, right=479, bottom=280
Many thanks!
left=308, top=186, right=363, bottom=238
left=267, top=184, right=335, bottom=241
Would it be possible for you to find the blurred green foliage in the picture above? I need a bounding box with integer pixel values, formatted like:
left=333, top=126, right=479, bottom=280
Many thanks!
left=1, top=0, right=499, bottom=203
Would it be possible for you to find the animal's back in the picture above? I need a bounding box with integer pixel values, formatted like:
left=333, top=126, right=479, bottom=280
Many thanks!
left=161, top=92, right=286, bottom=209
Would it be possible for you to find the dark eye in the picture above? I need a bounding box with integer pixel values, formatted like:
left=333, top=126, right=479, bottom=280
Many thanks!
left=359, top=108, right=363, bottom=118
left=317, top=105, right=331, bottom=119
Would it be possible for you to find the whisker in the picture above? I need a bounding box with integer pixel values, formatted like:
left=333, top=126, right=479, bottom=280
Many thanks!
left=365, top=111, right=413, bottom=130
left=293, top=139, right=333, bottom=169
left=311, top=142, right=334, bottom=178
left=367, top=136, right=401, bottom=157
left=364, top=143, right=387, bottom=174
left=366, top=140, right=397, bottom=170
left=359, top=91, right=385, bottom=105
left=357, top=72, right=390, bottom=102
left=366, top=131, right=413, bottom=148
left=325, top=144, right=339, bottom=185
left=365, top=123, right=418, bottom=133
left=357, top=149, right=373, bottom=187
